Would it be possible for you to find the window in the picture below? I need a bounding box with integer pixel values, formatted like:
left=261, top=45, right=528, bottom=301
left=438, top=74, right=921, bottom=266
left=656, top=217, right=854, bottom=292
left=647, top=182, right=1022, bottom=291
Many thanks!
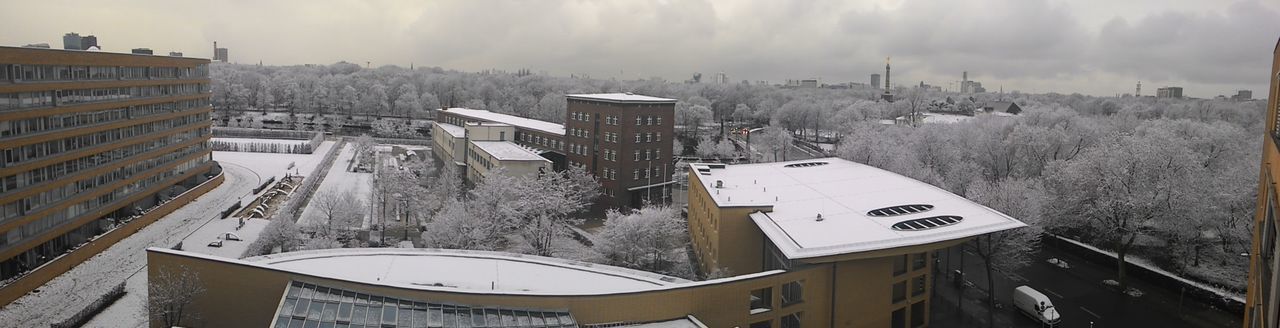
left=911, top=301, right=926, bottom=328
left=892, top=308, right=906, bottom=328
left=635, top=133, right=641, bottom=143
left=656, top=132, right=661, bottom=141
left=782, top=281, right=803, bottom=306
left=893, top=255, right=907, bottom=276
left=912, top=252, right=927, bottom=270
left=891, top=216, right=964, bottom=231
left=750, top=321, right=771, bottom=328
left=635, top=116, right=641, bottom=125
left=645, top=133, right=652, bottom=142
left=499, top=131, right=505, bottom=141
left=892, top=281, right=906, bottom=304
left=867, top=204, right=934, bottom=217
left=912, top=275, right=926, bottom=296
left=633, top=169, right=640, bottom=180
left=635, top=150, right=640, bottom=161
left=749, top=287, right=772, bottom=314
left=657, top=117, right=662, bottom=125
left=781, top=313, right=801, bottom=328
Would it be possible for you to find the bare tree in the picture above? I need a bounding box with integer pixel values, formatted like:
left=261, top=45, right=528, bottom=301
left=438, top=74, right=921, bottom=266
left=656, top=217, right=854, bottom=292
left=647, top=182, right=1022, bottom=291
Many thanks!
left=148, top=265, right=207, bottom=328
left=311, top=190, right=366, bottom=240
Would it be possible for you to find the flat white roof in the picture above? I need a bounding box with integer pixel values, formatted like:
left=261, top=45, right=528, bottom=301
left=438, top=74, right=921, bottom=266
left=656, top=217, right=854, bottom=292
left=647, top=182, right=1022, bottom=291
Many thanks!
left=249, top=248, right=687, bottom=294
left=567, top=93, right=678, bottom=104
left=471, top=141, right=551, bottom=162
left=691, top=158, right=1026, bottom=260
left=434, top=122, right=465, bottom=138
left=440, top=107, right=565, bottom=135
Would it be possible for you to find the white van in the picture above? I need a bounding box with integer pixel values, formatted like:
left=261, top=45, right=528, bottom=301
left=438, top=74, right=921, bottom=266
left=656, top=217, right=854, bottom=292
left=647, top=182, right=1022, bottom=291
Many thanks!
left=1013, top=286, right=1061, bottom=326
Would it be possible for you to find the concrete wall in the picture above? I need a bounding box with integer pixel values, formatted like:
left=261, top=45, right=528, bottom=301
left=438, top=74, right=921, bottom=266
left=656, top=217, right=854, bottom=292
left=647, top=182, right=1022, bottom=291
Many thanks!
left=464, top=123, right=514, bottom=142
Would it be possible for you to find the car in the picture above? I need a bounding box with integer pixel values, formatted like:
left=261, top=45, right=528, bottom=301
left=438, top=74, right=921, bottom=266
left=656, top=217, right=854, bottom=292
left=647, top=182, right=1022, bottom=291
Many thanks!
left=207, top=240, right=223, bottom=248
left=1013, top=286, right=1061, bottom=326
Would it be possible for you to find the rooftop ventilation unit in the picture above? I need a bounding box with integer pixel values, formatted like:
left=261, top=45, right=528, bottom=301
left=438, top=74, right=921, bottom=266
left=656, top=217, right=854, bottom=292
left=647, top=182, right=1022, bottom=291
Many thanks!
left=783, top=161, right=829, bottom=168
left=715, top=180, right=723, bottom=188
left=891, top=215, right=963, bottom=231
left=867, top=204, right=935, bottom=217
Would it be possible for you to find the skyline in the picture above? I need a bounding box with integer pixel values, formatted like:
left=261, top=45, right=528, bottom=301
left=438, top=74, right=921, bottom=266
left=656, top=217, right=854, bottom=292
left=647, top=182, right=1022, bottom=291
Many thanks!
left=2, top=0, right=1277, bottom=98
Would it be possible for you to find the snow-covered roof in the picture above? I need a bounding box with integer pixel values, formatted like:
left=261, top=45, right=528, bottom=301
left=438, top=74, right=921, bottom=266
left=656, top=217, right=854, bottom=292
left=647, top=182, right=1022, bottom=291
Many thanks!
left=690, top=158, right=1026, bottom=260
left=439, top=107, right=565, bottom=135
left=434, top=122, right=465, bottom=138
left=566, top=93, right=678, bottom=104
left=247, top=248, right=687, bottom=294
left=471, top=141, right=551, bottom=162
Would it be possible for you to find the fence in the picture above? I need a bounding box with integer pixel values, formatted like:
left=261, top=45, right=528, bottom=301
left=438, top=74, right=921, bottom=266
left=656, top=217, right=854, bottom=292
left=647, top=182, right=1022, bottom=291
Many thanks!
left=49, top=282, right=127, bottom=328
left=211, top=127, right=324, bottom=154
left=276, top=139, right=345, bottom=222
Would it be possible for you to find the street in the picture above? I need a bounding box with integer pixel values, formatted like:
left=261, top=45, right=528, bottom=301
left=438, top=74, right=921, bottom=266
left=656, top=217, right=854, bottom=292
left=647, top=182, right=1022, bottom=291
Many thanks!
left=932, top=241, right=1241, bottom=328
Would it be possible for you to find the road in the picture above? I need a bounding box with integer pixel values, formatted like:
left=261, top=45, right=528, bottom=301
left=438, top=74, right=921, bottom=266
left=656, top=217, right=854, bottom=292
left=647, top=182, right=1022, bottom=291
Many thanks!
left=0, top=164, right=258, bottom=326
left=931, top=242, right=1241, bottom=328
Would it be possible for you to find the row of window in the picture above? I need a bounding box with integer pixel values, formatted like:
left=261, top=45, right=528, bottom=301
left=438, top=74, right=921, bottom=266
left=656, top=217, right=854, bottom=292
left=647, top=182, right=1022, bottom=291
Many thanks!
left=569, top=111, right=664, bottom=126
left=1, top=128, right=208, bottom=194
left=468, top=146, right=495, bottom=170
left=0, top=112, right=209, bottom=168
left=892, top=253, right=929, bottom=276
left=0, top=155, right=209, bottom=249
left=516, top=131, right=562, bottom=151
left=0, top=83, right=209, bottom=112
left=631, top=166, right=667, bottom=181
left=0, top=143, right=209, bottom=225
left=276, top=281, right=577, bottom=328
left=890, top=301, right=928, bottom=328
left=0, top=98, right=207, bottom=139
left=0, top=63, right=209, bottom=83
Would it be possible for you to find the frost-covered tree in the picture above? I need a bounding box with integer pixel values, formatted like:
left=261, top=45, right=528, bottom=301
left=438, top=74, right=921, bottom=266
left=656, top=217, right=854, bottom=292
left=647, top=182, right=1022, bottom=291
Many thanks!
left=594, top=205, right=693, bottom=277
left=966, top=178, right=1046, bottom=309
left=310, top=190, right=366, bottom=240
left=247, top=217, right=303, bottom=256
left=394, top=89, right=423, bottom=117
left=694, top=136, right=719, bottom=158
left=678, top=104, right=713, bottom=137
left=751, top=125, right=792, bottom=162
left=148, top=265, right=206, bottom=328
left=1043, top=131, right=1205, bottom=290
left=672, top=138, right=685, bottom=157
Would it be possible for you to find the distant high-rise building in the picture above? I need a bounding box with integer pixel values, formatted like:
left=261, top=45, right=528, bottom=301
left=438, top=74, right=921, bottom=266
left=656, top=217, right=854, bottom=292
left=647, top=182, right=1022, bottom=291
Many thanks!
left=1233, top=89, right=1253, bottom=101
left=62, top=33, right=81, bottom=50
left=961, top=80, right=985, bottom=94
left=213, top=41, right=229, bottom=63
left=80, top=35, right=97, bottom=50
left=131, top=48, right=154, bottom=55
left=1136, top=81, right=1142, bottom=97
left=21, top=43, right=50, bottom=49
left=871, top=73, right=881, bottom=89
left=1156, top=87, right=1183, bottom=98
left=715, top=72, right=728, bottom=84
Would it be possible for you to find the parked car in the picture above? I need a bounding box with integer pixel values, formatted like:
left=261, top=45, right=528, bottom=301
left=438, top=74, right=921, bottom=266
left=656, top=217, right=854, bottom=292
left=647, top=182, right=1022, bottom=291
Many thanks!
left=1013, top=286, right=1061, bottom=326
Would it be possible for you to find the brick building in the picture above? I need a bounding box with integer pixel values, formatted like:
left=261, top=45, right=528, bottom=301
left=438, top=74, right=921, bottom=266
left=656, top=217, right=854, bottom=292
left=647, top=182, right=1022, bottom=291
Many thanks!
left=564, top=93, right=676, bottom=208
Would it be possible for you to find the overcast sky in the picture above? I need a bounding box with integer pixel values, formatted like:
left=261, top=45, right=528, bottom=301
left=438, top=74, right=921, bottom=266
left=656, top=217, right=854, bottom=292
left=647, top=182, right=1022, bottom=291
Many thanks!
left=4, top=0, right=1277, bottom=98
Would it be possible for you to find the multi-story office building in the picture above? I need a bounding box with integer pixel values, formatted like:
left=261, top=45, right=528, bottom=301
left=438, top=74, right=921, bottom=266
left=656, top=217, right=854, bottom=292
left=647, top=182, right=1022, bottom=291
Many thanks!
left=147, top=157, right=1026, bottom=328
left=81, top=35, right=98, bottom=50
left=61, top=33, right=82, bottom=50
left=1245, top=37, right=1280, bottom=328
left=1235, top=90, right=1254, bottom=102
left=131, top=48, right=154, bottom=55
left=1157, top=86, right=1184, bottom=98
left=871, top=73, right=881, bottom=89
left=213, top=42, right=229, bottom=63
left=0, top=46, right=215, bottom=281
left=564, top=93, right=676, bottom=208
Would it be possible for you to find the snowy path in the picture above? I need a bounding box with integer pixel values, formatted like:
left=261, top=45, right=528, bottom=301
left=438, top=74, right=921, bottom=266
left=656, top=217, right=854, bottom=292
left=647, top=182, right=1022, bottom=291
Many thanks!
left=0, top=164, right=259, bottom=326
left=297, top=143, right=374, bottom=228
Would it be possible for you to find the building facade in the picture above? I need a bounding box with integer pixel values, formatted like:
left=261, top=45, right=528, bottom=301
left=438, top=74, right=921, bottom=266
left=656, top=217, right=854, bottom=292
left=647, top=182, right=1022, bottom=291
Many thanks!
left=564, top=94, right=676, bottom=208
left=1245, top=37, right=1280, bottom=328
left=61, top=33, right=82, bottom=50
left=685, top=158, right=1026, bottom=327
left=1157, top=86, right=1184, bottom=98
left=871, top=74, right=881, bottom=89
left=0, top=46, right=215, bottom=281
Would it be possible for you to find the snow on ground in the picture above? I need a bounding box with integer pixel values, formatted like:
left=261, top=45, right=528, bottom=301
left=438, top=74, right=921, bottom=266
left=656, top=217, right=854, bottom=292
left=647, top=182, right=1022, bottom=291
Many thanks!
left=213, top=140, right=335, bottom=181
left=297, top=143, right=374, bottom=228
left=211, top=137, right=311, bottom=146
left=817, top=143, right=835, bottom=152
left=0, top=165, right=259, bottom=326
left=81, top=269, right=148, bottom=328
left=181, top=217, right=269, bottom=258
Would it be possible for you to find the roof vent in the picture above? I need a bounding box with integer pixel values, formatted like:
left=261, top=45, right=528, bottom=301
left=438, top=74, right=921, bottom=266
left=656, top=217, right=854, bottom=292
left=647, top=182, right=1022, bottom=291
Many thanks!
left=625, top=92, right=634, bottom=95
left=891, top=215, right=964, bottom=231
left=715, top=180, right=723, bottom=188
left=783, top=161, right=829, bottom=168
left=816, top=213, right=824, bottom=222
left=867, top=204, right=935, bottom=217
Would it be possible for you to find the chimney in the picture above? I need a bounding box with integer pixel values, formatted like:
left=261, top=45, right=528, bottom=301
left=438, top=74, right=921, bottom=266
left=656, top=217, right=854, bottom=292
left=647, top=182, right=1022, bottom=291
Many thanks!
left=816, top=213, right=824, bottom=222
left=715, top=180, right=723, bottom=188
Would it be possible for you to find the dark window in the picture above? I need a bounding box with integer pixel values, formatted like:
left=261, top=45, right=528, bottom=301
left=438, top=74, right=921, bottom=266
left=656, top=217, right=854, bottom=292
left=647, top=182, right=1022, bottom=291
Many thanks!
left=893, top=255, right=907, bottom=276
left=867, top=204, right=934, bottom=217
left=750, top=320, right=772, bottom=328
left=782, top=281, right=803, bottom=306
left=892, top=308, right=906, bottom=328
left=892, top=281, right=906, bottom=304
left=912, top=275, right=927, bottom=296
left=750, top=287, right=773, bottom=314
left=911, top=301, right=926, bottom=328
left=781, top=313, right=801, bottom=328
left=891, top=215, right=964, bottom=231
left=912, top=252, right=927, bottom=270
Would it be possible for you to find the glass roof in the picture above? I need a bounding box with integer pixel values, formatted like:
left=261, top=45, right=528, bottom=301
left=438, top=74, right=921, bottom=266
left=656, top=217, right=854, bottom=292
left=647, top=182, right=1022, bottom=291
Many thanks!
left=272, top=281, right=578, bottom=328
